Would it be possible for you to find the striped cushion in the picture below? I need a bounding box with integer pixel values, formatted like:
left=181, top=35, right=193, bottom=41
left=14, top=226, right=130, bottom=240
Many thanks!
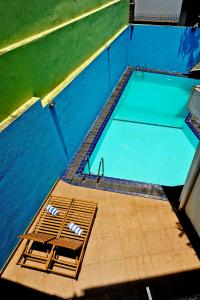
left=68, top=222, right=83, bottom=236
left=46, top=204, right=59, bottom=216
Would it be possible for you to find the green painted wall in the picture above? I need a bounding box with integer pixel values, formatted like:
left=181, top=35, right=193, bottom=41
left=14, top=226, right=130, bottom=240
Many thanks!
left=0, top=0, right=111, bottom=48
left=0, top=0, right=129, bottom=122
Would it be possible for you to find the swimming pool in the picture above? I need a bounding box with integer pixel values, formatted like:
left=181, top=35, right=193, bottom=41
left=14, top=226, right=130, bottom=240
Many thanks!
left=84, top=71, right=199, bottom=186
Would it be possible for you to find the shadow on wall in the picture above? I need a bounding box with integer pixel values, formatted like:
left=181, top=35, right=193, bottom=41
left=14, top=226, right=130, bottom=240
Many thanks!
left=178, top=27, right=200, bottom=72
left=49, top=104, right=69, bottom=159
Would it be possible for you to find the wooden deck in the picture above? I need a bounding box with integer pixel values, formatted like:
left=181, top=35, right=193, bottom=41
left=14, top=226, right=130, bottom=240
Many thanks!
left=1, top=180, right=200, bottom=299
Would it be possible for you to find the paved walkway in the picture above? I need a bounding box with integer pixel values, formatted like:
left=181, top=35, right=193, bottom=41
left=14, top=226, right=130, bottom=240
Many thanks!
left=1, top=180, right=200, bottom=299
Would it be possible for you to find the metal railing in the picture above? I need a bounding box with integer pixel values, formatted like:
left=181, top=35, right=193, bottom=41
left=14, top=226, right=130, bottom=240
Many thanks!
left=97, top=157, right=104, bottom=184
left=82, top=155, right=104, bottom=183
left=82, top=155, right=91, bottom=181
left=134, top=13, right=179, bottom=23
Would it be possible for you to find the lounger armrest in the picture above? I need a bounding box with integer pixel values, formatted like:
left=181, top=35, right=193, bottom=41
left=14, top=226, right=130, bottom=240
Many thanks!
left=18, top=232, right=55, bottom=244
left=47, top=237, right=83, bottom=250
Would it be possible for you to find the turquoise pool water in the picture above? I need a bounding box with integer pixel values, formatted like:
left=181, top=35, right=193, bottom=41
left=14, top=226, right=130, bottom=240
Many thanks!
left=85, top=71, right=199, bottom=186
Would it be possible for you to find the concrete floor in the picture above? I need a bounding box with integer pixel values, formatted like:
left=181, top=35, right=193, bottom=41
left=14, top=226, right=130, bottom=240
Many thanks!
left=1, top=180, right=200, bottom=299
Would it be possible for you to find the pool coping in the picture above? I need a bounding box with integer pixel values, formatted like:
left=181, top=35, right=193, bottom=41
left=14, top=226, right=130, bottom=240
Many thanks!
left=61, top=66, right=200, bottom=201
left=185, top=113, right=200, bottom=140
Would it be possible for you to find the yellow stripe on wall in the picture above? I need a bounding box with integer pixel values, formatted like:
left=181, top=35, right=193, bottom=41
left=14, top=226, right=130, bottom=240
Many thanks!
left=0, top=0, right=122, bottom=56
left=42, top=25, right=128, bottom=107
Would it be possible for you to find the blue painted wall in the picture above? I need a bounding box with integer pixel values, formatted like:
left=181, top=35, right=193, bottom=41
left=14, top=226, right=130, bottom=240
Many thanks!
left=0, top=102, right=67, bottom=270
left=109, top=27, right=130, bottom=89
left=0, top=28, right=129, bottom=270
left=129, top=25, right=200, bottom=74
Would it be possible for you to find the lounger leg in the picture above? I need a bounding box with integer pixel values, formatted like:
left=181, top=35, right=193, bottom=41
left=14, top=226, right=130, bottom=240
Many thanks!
left=45, top=245, right=56, bottom=270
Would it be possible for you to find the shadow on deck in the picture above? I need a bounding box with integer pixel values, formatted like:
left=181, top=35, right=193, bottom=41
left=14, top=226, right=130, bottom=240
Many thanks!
left=1, top=268, right=200, bottom=300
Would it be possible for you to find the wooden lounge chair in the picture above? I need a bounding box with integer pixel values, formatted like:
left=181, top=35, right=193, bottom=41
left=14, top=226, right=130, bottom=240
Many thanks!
left=17, top=196, right=97, bottom=278
left=46, top=199, right=98, bottom=278
left=17, top=195, right=73, bottom=271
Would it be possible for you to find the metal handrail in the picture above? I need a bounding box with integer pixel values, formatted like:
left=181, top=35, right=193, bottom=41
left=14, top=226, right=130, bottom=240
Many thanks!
left=82, top=156, right=104, bottom=183
left=82, top=155, right=91, bottom=181
left=97, top=157, right=104, bottom=183
left=85, top=155, right=91, bottom=174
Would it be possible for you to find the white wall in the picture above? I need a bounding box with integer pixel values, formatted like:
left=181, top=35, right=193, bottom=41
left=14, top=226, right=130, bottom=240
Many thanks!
left=179, top=143, right=200, bottom=238
left=185, top=170, right=200, bottom=238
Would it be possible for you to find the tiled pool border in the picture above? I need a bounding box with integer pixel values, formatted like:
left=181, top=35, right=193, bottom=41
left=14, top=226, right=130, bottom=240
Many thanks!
left=61, top=67, right=199, bottom=201
left=185, top=113, right=200, bottom=140
left=133, top=66, right=187, bottom=77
